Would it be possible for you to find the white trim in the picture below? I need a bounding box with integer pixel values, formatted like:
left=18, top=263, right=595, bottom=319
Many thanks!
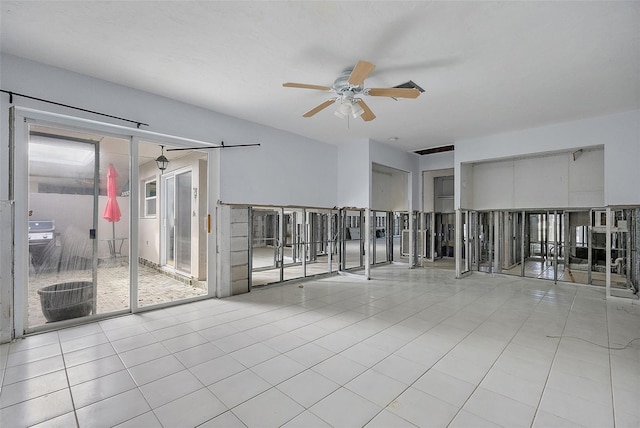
left=0, top=200, right=14, bottom=342
left=12, top=107, right=219, bottom=149
left=13, top=116, right=29, bottom=338
left=207, top=150, right=216, bottom=299
left=130, top=136, right=140, bottom=313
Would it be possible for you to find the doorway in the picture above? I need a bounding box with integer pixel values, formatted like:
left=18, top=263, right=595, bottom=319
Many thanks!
left=11, top=108, right=214, bottom=337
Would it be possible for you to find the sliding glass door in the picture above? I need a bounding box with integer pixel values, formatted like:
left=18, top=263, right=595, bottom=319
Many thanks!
left=138, top=143, right=208, bottom=308
left=12, top=108, right=214, bottom=336
left=25, top=125, right=131, bottom=329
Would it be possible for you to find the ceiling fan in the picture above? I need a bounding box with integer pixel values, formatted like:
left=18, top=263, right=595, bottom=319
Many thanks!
left=283, top=60, right=422, bottom=122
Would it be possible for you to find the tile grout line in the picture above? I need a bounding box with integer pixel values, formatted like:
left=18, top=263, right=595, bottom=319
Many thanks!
left=58, top=331, right=81, bottom=428
left=358, top=276, right=535, bottom=427
left=104, top=273, right=454, bottom=427
left=0, top=346, right=8, bottom=395
left=605, top=300, right=617, bottom=428
left=529, top=285, right=579, bottom=427
left=9, top=267, right=627, bottom=428
left=194, top=268, right=450, bottom=427
left=97, top=318, right=195, bottom=427
left=440, top=278, right=561, bottom=427
left=272, top=270, right=450, bottom=427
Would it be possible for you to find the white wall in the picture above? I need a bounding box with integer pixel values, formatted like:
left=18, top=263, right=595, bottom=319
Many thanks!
left=371, top=165, right=408, bottom=211
left=470, top=149, right=604, bottom=210
left=459, top=163, right=474, bottom=209
left=422, top=168, right=454, bottom=212
left=0, top=54, right=338, bottom=210
left=0, top=54, right=344, bottom=340
left=419, top=151, right=454, bottom=171
left=337, top=139, right=370, bottom=208
left=138, top=160, right=161, bottom=264
left=455, top=110, right=640, bottom=208
left=219, top=129, right=338, bottom=207
left=369, top=140, right=420, bottom=211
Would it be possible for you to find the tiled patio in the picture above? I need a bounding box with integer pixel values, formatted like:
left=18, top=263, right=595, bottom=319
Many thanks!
left=28, top=262, right=206, bottom=327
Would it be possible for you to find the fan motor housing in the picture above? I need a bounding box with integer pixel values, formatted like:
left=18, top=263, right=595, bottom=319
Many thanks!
left=333, top=68, right=363, bottom=95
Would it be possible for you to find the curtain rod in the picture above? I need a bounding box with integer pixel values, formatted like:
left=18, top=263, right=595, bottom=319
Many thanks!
left=1, top=89, right=149, bottom=128
left=166, top=141, right=260, bottom=151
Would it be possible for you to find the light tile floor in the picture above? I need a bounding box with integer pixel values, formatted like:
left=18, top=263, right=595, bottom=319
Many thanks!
left=2, top=265, right=639, bottom=427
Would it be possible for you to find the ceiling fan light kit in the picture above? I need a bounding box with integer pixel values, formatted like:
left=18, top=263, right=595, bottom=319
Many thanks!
left=283, top=60, right=422, bottom=122
left=334, top=98, right=364, bottom=119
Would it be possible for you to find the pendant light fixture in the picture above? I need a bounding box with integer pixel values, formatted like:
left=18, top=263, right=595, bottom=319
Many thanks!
left=155, top=145, right=169, bottom=171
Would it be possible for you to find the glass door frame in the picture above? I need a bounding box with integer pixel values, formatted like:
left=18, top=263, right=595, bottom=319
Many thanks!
left=27, top=130, right=101, bottom=323
left=455, top=209, right=472, bottom=277
left=10, top=107, right=217, bottom=338
left=340, top=209, right=365, bottom=272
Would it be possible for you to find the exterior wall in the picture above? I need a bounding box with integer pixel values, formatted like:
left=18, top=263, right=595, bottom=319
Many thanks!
left=197, top=159, right=208, bottom=280
left=138, top=160, right=161, bottom=264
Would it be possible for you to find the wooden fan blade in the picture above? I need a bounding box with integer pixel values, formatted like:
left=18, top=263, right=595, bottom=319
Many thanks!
left=283, top=82, right=332, bottom=91
left=348, top=60, right=376, bottom=86
left=357, top=100, right=376, bottom=122
left=367, top=88, right=421, bottom=98
left=303, top=100, right=335, bottom=117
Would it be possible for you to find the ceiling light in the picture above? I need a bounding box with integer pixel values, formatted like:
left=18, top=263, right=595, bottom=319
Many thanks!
left=155, top=145, right=169, bottom=171
left=334, top=101, right=352, bottom=119
left=351, top=102, right=364, bottom=118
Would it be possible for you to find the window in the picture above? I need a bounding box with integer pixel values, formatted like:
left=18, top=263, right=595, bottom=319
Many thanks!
left=144, top=179, right=157, bottom=217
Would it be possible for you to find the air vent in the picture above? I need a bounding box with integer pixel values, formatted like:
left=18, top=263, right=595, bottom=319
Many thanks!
left=393, top=80, right=425, bottom=93
left=414, top=145, right=454, bottom=155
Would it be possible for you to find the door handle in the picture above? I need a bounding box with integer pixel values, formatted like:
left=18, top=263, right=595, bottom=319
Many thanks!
left=89, top=229, right=96, bottom=239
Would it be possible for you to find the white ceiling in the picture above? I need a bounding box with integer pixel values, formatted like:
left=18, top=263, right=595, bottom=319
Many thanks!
left=1, top=1, right=639, bottom=152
